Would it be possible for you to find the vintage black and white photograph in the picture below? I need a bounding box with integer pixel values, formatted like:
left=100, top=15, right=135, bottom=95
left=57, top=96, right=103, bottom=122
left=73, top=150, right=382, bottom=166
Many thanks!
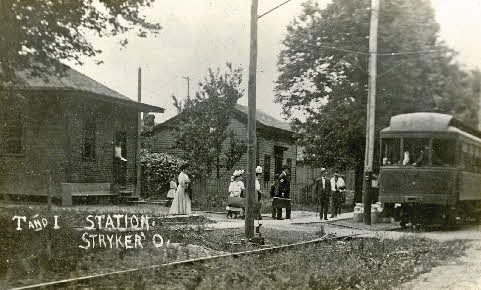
left=1, top=0, right=480, bottom=289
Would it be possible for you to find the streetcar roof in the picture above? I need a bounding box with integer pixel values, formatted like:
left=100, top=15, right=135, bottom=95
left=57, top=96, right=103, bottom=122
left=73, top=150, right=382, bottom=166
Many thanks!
left=381, top=112, right=481, bottom=139
left=385, top=112, right=452, bottom=131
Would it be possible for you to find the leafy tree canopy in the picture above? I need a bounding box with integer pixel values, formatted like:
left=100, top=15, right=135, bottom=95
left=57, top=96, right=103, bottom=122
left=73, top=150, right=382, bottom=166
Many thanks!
left=0, top=0, right=161, bottom=90
left=276, top=0, right=478, bottom=172
left=172, top=63, right=247, bottom=179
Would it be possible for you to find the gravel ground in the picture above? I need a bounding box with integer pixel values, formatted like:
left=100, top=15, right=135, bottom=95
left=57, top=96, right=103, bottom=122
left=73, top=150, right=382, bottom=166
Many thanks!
left=397, top=240, right=481, bottom=290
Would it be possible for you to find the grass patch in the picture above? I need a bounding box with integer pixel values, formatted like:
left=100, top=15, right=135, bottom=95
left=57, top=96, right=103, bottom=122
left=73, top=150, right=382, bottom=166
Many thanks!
left=90, top=237, right=467, bottom=289
left=0, top=206, right=214, bottom=288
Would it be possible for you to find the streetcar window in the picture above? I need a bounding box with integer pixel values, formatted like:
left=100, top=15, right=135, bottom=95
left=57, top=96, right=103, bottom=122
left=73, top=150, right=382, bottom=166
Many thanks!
left=381, top=138, right=400, bottom=165
left=475, top=146, right=481, bottom=173
left=462, top=143, right=469, bottom=170
left=476, top=147, right=481, bottom=173
left=432, top=139, right=456, bottom=167
left=403, top=138, right=429, bottom=166
left=468, top=145, right=475, bottom=172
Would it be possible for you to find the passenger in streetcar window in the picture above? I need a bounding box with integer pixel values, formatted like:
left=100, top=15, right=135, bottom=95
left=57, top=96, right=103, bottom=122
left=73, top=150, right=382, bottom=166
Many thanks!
left=431, top=150, right=443, bottom=166
left=413, top=145, right=430, bottom=167
left=402, top=151, right=411, bottom=165
left=383, top=156, right=389, bottom=165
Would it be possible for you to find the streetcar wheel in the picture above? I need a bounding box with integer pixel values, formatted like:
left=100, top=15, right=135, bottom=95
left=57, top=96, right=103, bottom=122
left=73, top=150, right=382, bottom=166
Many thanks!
left=400, top=221, right=407, bottom=229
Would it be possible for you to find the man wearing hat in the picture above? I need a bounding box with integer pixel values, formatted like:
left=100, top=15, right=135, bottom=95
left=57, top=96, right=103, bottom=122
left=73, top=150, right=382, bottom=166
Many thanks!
left=330, top=171, right=346, bottom=218
left=255, top=166, right=263, bottom=202
left=238, top=169, right=246, bottom=198
left=315, top=168, right=330, bottom=220
left=255, top=166, right=263, bottom=220
left=279, top=165, right=291, bottom=219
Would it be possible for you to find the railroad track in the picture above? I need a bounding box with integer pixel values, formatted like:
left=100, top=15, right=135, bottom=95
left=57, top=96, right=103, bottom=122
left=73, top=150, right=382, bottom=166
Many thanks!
left=11, top=233, right=360, bottom=290
left=292, top=219, right=402, bottom=232
left=324, top=221, right=402, bottom=232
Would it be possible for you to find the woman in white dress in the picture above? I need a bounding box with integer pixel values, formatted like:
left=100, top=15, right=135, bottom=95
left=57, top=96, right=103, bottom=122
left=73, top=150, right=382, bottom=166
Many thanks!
left=169, top=165, right=191, bottom=215
left=165, top=175, right=176, bottom=206
left=166, top=175, right=177, bottom=199
left=226, top=171, right=243, bottom=218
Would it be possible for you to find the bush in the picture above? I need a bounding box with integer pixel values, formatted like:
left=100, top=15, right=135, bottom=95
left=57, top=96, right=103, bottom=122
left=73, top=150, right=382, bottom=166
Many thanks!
left=140, top=149, right=186, bottom=199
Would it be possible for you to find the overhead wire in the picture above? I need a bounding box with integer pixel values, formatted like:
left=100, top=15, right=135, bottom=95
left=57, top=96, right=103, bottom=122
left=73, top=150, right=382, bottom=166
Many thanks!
left=378, top=49, right=451, bottom=56
left=258, top=0, right=296, bottom=19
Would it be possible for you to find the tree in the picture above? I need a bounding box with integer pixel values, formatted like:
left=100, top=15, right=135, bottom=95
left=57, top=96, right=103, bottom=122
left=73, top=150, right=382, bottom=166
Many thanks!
left=0, top=0, right=161, bottom=95
left=275, top=0, right=477, bottom=202
left=140, top=149, right=186, bottom=199
left=172, top=63, right=247, bottom=197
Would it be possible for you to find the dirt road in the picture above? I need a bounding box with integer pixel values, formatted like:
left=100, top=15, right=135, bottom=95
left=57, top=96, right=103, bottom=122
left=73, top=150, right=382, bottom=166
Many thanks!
left=398, top=240, right=481, bottom=290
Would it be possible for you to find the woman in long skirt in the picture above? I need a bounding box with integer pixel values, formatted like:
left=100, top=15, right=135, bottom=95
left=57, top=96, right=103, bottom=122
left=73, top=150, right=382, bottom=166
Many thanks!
left=226, top=171, right=243, bottom=218
left=169, top=165, right=191, bottom=215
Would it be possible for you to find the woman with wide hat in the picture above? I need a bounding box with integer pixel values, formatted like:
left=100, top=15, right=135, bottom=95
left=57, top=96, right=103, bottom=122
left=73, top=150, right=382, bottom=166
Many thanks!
left=169, top=163, right=192, bottom=215
left=226, top=170, right=243, bottom=218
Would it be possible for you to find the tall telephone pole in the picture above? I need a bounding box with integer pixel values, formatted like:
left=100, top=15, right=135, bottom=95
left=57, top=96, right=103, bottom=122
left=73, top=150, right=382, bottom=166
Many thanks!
left=183, top=76, right=190, bottom=98
left=363, top=0, right=380, bottom=225
left=478, top=76, right=481, bottom=131
left=135, top=67, right=142, bottom=197
left=245, top=0, right=258, bottom=239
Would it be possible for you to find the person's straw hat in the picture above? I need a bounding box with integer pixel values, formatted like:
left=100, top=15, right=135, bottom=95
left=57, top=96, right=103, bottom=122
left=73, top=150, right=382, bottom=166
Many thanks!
left=255, top=166, right=263, bottom=174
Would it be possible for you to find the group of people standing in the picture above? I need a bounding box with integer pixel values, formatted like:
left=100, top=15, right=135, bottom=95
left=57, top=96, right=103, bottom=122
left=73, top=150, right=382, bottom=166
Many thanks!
left=315, top=168, right=346, bottom=220
left=269, top=165, right=291, bottom=220
left=226, top=166, right=265, bottom=219
left=165, top=164, right=344, bottom=221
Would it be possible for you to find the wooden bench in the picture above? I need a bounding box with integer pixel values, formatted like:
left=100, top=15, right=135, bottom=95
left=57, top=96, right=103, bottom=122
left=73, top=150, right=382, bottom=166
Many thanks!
left=61, top=183, right=116, bottom=206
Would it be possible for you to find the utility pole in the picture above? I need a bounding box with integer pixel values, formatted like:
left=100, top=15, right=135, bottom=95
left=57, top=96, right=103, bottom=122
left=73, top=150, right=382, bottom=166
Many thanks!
left=183, top=76, right=190, bottom=98
left=363, top=0, right=380, bottom=225
left=245, top=0, right=258, bottom=239
left=135, top=67, right=142, bottom=197
left=478, top=76, right=481, bottom=131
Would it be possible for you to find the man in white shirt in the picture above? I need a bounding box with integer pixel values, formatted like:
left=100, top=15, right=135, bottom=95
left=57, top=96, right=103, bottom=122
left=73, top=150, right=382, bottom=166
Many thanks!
left=330, top=172, right=346, bottom=218
left=255, top=166, right=263, bottom=221
left=315, top=168, right=330, bottom=220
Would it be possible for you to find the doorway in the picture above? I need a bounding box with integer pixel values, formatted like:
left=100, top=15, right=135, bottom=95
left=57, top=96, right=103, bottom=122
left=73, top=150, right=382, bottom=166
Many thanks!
left=274, top=145, right=287, bottom=175
left=113, top=131, right=127, bottom=186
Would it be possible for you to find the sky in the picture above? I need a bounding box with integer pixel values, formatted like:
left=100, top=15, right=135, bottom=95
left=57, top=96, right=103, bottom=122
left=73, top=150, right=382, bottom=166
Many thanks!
left=70, top=0, right=481, bottom=123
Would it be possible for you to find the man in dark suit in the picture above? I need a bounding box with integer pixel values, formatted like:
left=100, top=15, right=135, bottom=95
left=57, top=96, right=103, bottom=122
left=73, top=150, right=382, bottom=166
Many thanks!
left=279, top=165, right=291, bottom=219
left=315, top=168, right=330, bottom=220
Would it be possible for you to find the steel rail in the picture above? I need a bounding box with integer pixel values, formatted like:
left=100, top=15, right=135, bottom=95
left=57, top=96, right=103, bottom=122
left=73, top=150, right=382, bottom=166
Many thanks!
left=10, top=233, right=361, bottom=290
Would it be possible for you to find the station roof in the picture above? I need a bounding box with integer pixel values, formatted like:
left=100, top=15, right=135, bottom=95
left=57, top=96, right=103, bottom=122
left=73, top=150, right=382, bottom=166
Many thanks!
left=15, top=65, right=164, bottom=113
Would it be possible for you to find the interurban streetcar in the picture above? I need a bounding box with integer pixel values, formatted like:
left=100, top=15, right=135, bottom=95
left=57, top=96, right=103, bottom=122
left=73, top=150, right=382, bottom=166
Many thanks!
left=379, top=112, right=481, bottom=227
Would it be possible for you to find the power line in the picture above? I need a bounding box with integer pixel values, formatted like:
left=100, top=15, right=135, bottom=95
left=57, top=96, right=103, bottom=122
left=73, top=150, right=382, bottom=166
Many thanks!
left=378, top=49, right=450, bottom=56
left=318, top=45, right=368, bottom=55
left=377, top=59, right=410, bottom=78
left=258, top=0, right=295, bottom=19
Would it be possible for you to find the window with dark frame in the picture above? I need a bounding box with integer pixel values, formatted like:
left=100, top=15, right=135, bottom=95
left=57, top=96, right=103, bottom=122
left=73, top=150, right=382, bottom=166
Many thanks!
left=264, top=155, right=271, bottom=182
left=432, top=138, right=456, bottom=167
left=3, top=114, right=24, bottom=154
left=462, top=142, right=469, bottom=171
left=469, top=144, right=475, bottom=172
left=381, top=138, right=401, bottom=165
left=286, top=158, right=292, bottom=181
left=403, top=138, right=430, bottom=166
left=475, top=146, right=481, bottom=173
left=83, top=120, right=96, bottom=160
